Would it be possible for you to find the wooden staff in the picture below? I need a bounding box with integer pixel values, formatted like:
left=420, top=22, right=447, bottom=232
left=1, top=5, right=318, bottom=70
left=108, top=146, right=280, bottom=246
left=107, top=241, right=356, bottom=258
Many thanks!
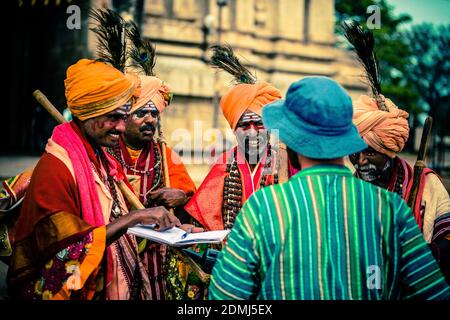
left=156, top=116, right=172, bottom=193
left=33, top=89, right=210, bottom=282
left=277, top=142, right=290, bottom=183
left=407, top=116, right=433, bottom=227
left=33, top=90, right=67, bottom=124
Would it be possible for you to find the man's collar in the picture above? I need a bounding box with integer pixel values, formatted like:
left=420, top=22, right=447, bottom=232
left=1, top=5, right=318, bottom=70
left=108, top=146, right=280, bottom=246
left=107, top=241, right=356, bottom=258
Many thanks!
left=295, top=164, right=353, bottom=178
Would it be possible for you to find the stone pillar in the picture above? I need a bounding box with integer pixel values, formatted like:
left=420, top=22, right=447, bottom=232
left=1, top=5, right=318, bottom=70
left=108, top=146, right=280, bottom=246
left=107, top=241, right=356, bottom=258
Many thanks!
left=274, top=0, right=304, bottom=41
left=234, top=0, right=254, bottom=33
left=208, top=0, right=231, bottom=32
left=173, top=0, right=201, bottom=20
left=143, top=0, right=166, bottom=16
left=308, top=0, right=334, bottom=44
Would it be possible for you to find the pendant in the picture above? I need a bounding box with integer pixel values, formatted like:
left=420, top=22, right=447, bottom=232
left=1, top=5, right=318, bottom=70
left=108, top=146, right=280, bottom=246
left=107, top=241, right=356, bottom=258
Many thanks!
left=112, top=202, right=121, bottom=218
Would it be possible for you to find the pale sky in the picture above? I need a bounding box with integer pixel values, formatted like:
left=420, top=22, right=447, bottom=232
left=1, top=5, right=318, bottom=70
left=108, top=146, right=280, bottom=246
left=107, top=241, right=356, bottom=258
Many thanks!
left=387, top=0, right=450, bottom=26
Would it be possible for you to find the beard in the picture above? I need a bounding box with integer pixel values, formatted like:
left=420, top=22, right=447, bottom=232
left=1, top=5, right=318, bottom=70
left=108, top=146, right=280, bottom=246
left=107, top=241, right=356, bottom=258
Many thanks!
left=355, top=161, right=391, bottom=182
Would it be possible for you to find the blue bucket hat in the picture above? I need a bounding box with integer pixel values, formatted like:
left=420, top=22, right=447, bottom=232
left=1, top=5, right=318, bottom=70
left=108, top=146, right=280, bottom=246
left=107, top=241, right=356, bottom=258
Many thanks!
left=262, top=76, right=367, bottom=159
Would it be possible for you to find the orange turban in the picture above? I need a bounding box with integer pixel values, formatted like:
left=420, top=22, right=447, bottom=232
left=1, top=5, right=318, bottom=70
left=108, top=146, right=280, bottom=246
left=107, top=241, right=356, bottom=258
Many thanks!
left=353, top=95, right=409, bottom=158
left=65, top=59, right=139, bottom=121
left=130, top=75, right=171, bottom=114
left=220, top=82, right=282, bottom=130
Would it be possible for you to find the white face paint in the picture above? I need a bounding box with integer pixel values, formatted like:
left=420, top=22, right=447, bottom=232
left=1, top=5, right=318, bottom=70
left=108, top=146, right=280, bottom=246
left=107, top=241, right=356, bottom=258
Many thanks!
left=116, top=101, right=132, bottom=116
left=235, top=111, right=268, bottom=164
left=354, top=160, right=391, bottom=182
left=354, top=163, right=379, bottom=181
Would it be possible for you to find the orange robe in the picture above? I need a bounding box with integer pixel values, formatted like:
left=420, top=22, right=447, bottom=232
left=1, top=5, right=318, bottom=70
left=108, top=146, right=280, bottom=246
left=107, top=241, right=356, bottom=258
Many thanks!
left=8, top=122, right=147, bottom=300
left=109, top=137, right=196, bottom=300
left=113, top=138, right=196, bottom=205
left=184, top=147, right=277, bottom=231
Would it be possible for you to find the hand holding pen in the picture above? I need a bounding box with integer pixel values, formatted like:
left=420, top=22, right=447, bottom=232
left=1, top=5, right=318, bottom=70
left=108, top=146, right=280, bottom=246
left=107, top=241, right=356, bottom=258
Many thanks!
left=179, top=224, right=205, bottom=238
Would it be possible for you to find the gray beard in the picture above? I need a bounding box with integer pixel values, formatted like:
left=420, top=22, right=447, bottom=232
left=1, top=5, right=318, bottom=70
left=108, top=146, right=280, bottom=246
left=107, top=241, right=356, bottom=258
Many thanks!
left=355, top=161, right=391, bottom=182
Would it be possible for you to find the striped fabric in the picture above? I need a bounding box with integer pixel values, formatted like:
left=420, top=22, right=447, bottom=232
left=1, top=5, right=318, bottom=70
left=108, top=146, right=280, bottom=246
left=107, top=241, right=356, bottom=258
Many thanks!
left=209, top=165, right=450, bottom=300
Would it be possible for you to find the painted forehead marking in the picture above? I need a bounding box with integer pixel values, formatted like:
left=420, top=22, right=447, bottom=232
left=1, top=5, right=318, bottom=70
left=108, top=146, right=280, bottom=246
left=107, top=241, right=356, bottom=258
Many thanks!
left=115, top=101, right=132, bottom=115
left=240, top=111, right=262, bottom=122
left=145, top=100, right=158, bottom=111
left=134, top=101, right=158, bottom=114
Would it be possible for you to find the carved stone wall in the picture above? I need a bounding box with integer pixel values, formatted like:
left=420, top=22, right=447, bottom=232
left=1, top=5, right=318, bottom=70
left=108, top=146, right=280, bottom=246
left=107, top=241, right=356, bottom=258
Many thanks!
left=91, top=0, right=368, bottom=184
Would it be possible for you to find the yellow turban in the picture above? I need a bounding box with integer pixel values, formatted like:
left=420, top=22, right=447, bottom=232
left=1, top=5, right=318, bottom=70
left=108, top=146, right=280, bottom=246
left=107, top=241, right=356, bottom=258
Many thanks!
left=220, top=82, right=282, bottom=130
left=353, top=95, right=410, bottom=158
left=130, top=75, right=171, bottom=114
left=65, top=59, right=139, bottom=121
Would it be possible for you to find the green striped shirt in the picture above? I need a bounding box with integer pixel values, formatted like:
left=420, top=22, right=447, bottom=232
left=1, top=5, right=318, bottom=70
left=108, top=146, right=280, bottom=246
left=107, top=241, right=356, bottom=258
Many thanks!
left=209, top=165, right=450, bottom=300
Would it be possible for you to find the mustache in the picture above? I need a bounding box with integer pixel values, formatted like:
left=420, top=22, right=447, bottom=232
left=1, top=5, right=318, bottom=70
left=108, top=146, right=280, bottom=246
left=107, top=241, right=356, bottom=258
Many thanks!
left=354, top=164, right=378, bottom=172
left=354, top=164, right=378, bottom=182
left=140, top=124, right=155, bottom=132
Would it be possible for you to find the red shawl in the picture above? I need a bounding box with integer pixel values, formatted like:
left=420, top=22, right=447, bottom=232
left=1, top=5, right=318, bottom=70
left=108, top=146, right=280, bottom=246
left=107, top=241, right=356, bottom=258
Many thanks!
left=184, top=147, right=275, bottom=231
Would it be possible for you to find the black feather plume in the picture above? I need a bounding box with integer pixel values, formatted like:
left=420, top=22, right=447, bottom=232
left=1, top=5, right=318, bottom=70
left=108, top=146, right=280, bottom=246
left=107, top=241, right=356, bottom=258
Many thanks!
left=342, top=20, right=387, bottom=111
left=89, top=8, right=127, bottom=72
left=127, top=20, right=156, bottom=76
left=209, top=44, right=256, bottom=84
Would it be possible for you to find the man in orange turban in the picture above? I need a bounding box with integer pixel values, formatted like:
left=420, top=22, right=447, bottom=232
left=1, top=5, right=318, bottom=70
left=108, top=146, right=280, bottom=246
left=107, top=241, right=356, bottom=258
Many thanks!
left=351, top=94, right=450, bottom=283
left=106, top=71, right=198, bottom=300
left=108, top=73, right=195, bottom=213
left=7, top=59, right=181, bottom=300
left=184, top=44, right=287, bottom=233
left=185, top=81, right=282, bottom=232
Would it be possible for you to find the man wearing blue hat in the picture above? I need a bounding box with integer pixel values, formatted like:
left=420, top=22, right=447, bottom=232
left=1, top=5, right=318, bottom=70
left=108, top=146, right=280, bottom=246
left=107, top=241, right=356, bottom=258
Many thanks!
left=208, top=76, right=450, bottom=300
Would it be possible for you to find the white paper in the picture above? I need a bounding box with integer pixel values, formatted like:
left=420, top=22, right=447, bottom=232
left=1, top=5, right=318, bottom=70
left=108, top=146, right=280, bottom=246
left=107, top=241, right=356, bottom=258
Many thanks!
left=127, top=226, right=230, bottom=247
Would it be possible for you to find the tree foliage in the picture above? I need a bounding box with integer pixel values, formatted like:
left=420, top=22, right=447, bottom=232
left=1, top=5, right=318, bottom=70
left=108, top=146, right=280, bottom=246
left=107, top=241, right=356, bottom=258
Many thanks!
left=335, top=0, right=418, bottom=116
left=335, top=0, right=450, bottom=168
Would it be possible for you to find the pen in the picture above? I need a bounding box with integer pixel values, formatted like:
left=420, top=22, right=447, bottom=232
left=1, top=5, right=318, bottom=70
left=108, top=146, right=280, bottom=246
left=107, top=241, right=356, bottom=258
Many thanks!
left=181, top=227, right=193, bottom=239
left=181, top=232, right=189, bottom=239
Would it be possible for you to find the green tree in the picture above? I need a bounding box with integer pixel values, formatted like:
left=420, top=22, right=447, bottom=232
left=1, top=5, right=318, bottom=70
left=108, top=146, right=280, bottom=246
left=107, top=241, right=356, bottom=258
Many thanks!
left=404, top=23, right=450, bottom=169
left=335, top=0, right=420, bottom=151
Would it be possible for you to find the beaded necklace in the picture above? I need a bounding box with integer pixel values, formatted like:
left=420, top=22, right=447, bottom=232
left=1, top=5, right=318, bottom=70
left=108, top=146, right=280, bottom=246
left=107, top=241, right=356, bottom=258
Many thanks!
left=392, top=159, right=404, bottom=197
left=110, top=146, right=161, bottom=177
left=96, top=149, right=123, bottom=220
left=222, top=133, right=277, bottom=229
left=107, top=141, right=164, bottom=202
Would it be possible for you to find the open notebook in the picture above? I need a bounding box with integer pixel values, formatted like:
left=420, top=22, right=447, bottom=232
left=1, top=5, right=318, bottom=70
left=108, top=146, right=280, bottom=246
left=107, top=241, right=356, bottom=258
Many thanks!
left=127, top=225, right=230, bottom=247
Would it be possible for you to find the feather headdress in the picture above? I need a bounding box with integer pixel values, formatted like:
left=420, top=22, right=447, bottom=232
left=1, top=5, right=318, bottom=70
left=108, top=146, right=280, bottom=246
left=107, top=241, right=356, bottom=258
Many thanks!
left=127, top=20, right=157, bottom=76
left=342, top=20, right=387, bottom=111
left=89, top=8, right=127, bottom=72
left=209, top=44, right=257, bottom=84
